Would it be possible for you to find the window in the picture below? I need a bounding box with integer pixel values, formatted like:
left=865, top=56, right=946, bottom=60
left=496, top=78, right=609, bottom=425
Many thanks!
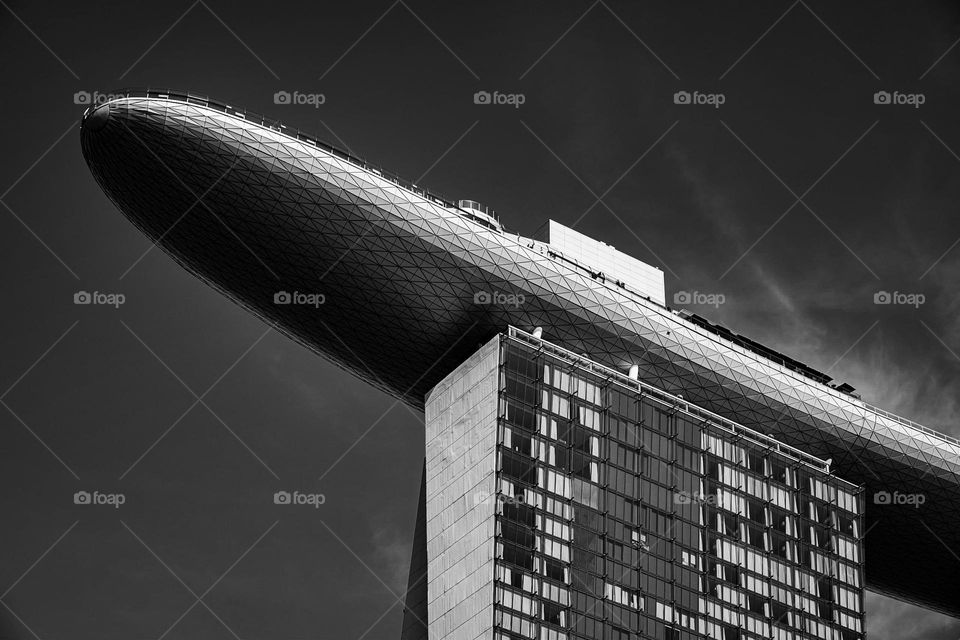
left=770, top=459, right=792, bottom=486
left=542, top=468, right=571, bottom=498
left=642, top=429, right=672, bottom=459
left=836, top=487, right=858, bottom=513
left=504, top=347, right=538, bottom=379
left=747, top=450, right=765, bottom=473
left=610, top=416, right=639, bottom=447
left=542, top=602, right=565, bottom=626
left=541, top=516, right=571, bottom=541
left=508, top=430, right=534, bottom=457
left=771, top=601, right=790, bottom=624
left=677, top=444, right=701, bottom=472
left=836, top=513, right=857, bottom=537
left=543, top=558, right=565, bottom=582
left=497, top=585, right=538, bottom=617
left=539, top=414, right=558, bottom=439
left=540, top=536, right=570, bottom=562
left=574, top=376, right=602, bottom=406
left=719, top=511, right=738, bottom=536
left=770, top=507, right=792, bottom=535
left=771, top=532, right=792, bottom=561
left=719, top=562, right=740, bottom=585
left=499, top=542, right=533, bottom=570
left=610, top=441, right=638, bottom=472
left=835, top=536, right=859, bottom=563
left=577, top=405, right=601, bottom=431
left=495, top=610, right=537, bottom=638
left=504, top=399, right=536, bottom=430
left=542, top=390, right=570, bottom=418
left=570, top=451, right=593, bottom=480
left=645, top=455, right=672, bottom=484
left=501, top=449, right=536, bottom=484
left=542, top=363, right=572, bottom=392
left=643, top=506, right=673, bottom=535
left=649, top=407, right=676, bottom=434
left=818, top=600, right=834, bottom=620
left=505, top=370, right=537, bottom=405
left=500, top=520, right=534, bottom=547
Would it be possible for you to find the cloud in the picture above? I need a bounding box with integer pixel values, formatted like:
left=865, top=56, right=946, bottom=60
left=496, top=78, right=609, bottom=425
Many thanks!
left=371, top=521, right=413, bottom=595
left=867, top=592, right=960, bottom=640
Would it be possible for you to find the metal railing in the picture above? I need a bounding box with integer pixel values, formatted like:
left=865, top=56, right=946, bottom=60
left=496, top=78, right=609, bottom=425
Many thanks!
left=861, top=403, right=960, bottom=448
left=458, top=199, right=500, bottom=222
left=95, top=88, right=485, bottom=220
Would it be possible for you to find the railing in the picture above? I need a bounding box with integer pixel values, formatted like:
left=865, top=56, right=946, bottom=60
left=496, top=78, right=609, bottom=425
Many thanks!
left=458, top=199, right=500, bottom=222
left=862, top=403, right=960, bottom=448
left=94, top=87, right=482, bottom=220
left=507, top=326, right=835, bottom=474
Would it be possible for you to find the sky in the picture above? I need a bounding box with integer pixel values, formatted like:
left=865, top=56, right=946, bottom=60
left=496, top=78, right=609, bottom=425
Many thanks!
left=1, top=0, right=960, bottom=638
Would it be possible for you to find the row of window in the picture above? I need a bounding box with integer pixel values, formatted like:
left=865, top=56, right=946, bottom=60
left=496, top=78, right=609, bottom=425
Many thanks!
left=494, top=562, right=861, bottom=640
left=520, top=359, right=859, bottom=507
left=495, top=521, right=862, bottom=638
left=508, top=416, right=861, bottom=550
left=499, top=439, right=862, bottom=574
left=504, top=386, right=860, bottom=522
left=496, top=533, right=861, bottom=631
left=497, top=459, right=862, bottom=599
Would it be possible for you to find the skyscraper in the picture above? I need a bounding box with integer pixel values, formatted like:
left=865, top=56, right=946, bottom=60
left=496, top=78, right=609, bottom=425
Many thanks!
left=80, top=89, right=956, bottom=615
left=421, top=328, right=863, bottom=640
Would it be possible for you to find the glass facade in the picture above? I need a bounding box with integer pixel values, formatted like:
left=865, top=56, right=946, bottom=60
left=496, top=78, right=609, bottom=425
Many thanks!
left=425, top=330, right=865, bottom=640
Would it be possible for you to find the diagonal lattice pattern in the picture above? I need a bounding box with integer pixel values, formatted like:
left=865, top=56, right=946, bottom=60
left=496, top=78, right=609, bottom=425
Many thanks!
left=81, top=90, right=960, bottom=617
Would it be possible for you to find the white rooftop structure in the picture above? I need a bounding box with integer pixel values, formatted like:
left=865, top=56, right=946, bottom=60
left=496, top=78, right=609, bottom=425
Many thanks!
left=545, top=220, right=665, bottom=305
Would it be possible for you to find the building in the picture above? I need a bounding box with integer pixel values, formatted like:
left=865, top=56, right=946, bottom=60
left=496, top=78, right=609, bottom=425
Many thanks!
left=80, top=90, right=957, bottom=614
left=418, top=328, right=864, bottom=640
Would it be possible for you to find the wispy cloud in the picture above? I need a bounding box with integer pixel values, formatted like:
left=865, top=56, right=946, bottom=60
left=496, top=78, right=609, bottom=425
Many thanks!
left=867, top=592, right=960, bottom=639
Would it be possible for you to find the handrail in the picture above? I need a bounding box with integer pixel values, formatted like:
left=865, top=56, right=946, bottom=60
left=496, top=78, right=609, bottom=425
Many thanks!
left=91, top=87, right=486, bottom=223
left=862, top=403, right=960, bottom=448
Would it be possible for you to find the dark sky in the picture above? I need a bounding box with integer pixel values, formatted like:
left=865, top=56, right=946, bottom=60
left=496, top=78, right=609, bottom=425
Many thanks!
left=2, top=1, right=960, bottom=638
